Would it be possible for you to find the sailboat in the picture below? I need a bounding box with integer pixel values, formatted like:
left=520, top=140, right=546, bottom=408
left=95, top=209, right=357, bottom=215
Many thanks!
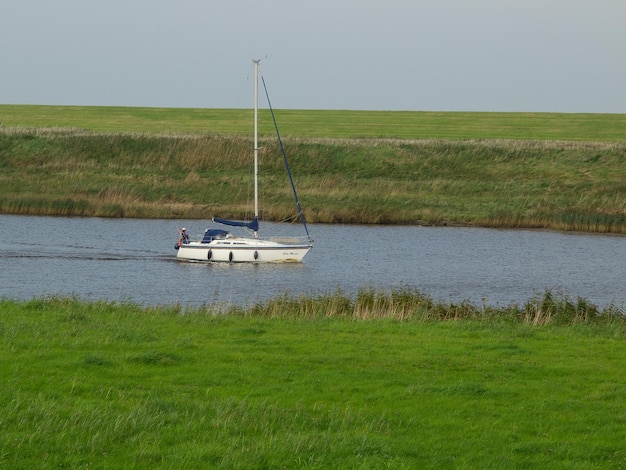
left=175, top=60, right=313, bottom=263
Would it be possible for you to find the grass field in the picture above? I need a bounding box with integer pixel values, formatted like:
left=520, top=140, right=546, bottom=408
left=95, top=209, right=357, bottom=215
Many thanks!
left=2, top=104, right=626, bottom=141
left=1, top=292, right=625, bottom=468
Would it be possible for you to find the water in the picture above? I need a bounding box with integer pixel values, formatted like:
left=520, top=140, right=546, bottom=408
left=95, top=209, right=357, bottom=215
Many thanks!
left=1, top=215, right=625, bottom=310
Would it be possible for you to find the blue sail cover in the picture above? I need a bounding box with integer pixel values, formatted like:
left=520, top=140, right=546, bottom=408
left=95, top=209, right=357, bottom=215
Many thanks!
left=213, top=216, right=259, bottom=232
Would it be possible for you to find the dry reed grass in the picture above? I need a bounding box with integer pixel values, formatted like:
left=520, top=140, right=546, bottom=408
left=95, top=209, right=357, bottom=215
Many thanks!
left=244, top=289, right=625, bottom=325
left=3, top=127, right=626, bottom=231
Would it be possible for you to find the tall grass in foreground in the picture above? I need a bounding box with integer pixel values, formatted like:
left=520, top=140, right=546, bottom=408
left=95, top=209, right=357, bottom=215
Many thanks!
left=1, top=292, right=625, bottom=469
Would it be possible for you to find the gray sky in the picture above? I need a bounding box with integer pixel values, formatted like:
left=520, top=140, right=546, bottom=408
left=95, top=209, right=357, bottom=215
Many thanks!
left=1, top=0, right=624, bottom=112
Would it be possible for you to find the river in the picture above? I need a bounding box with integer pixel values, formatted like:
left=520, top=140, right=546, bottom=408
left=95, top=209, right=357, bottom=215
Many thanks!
left=1, top=215, right=625, bottom=310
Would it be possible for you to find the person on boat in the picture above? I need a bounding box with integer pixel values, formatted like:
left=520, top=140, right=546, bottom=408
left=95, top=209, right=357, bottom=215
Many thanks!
left=181, top=228, right=189, bottom=243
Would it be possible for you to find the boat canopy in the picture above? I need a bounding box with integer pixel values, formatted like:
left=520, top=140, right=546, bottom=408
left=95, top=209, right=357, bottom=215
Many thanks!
left=201, top=229, right=230, bottom=243
left=212, top=216, right=259, bottom=232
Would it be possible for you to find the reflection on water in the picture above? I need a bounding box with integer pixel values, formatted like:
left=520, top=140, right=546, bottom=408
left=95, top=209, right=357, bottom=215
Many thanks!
left=1, top=215, right=625, bottom=309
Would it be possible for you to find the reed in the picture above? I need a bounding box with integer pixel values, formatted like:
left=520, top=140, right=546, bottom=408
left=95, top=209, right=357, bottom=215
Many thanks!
left=2, top=127, right=626, bottom=231
left=244, top=288, right=624, bottom=325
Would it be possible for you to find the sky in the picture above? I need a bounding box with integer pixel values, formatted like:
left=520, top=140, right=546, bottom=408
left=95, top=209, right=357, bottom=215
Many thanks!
left=1, top=0, right=625, bottom=113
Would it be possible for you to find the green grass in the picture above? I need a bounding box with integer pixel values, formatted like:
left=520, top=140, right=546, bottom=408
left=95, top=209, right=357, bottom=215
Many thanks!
left=1, top=292, right=625, bottom=468
left=2, top=104, right=626, bottom=140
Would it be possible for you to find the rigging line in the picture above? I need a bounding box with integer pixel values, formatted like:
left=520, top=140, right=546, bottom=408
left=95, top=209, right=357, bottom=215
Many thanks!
left=260, top=74, right=312, bottom=243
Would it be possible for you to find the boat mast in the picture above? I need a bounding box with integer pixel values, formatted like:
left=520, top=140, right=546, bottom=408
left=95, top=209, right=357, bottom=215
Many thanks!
left=253, top=59, right=260, bottom=239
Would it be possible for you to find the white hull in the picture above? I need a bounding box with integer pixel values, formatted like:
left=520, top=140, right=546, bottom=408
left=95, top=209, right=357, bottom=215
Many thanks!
left=176, top=237, right=312, bottom=263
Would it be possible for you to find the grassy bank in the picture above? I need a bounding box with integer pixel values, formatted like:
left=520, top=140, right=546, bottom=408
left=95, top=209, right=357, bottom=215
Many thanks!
left=1, top=292, right=625, bottom=468
left=2, top=127, right=626, bottom=231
